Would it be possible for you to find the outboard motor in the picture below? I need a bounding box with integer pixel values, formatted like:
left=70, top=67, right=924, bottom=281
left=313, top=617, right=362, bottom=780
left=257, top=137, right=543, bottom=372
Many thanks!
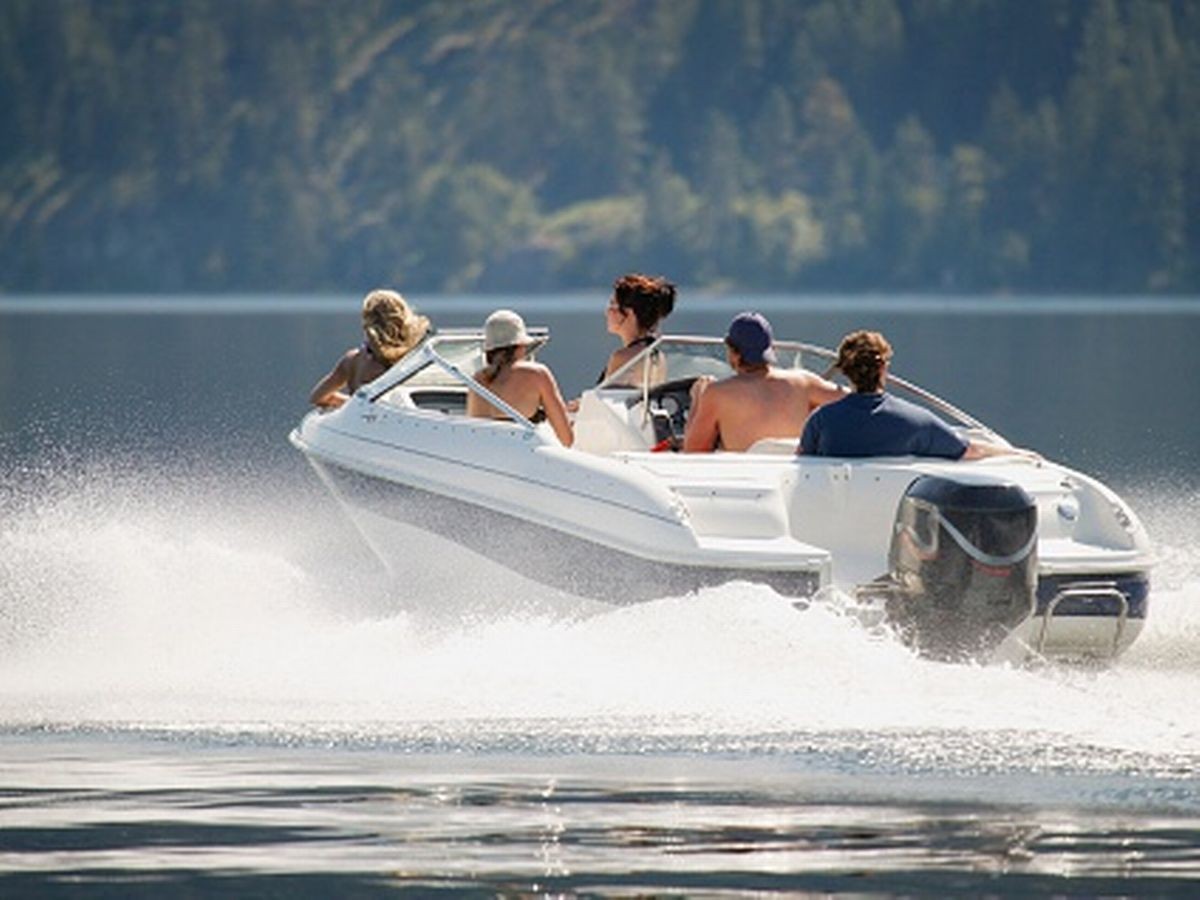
left=885, top=475, right=1038, bottom=660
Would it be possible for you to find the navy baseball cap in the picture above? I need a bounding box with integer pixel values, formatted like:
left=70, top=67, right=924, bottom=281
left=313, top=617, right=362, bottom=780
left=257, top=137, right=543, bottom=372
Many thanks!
left=725, top=311, right=777, bottom=364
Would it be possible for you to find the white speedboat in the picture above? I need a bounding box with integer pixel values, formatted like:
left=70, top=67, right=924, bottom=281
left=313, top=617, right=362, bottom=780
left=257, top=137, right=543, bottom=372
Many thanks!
left=291, top=326, right=1153, bottom=663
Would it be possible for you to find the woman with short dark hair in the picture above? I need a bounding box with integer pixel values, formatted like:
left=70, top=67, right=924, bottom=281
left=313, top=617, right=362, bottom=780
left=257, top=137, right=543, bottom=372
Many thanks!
left=600, top=273, right=677, bottom=382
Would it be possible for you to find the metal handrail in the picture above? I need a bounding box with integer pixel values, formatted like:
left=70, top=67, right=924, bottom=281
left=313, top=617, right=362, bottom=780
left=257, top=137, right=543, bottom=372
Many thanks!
left=372, top=330, right=1000, bottom=442
left=1037, top=585, right=1129, bottom=656
left=369, top=344, right=537, bottom=432
left=790, top=341, right=995, bottom=435
left=425, top=348, right=537, bottom=432
left=363, top=328, right=550, bottom=402
left=602, top=334, right=999, bottom=436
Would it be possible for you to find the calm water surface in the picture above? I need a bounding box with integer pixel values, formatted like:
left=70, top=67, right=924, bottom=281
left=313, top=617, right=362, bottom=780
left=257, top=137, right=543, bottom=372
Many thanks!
left=1, top=294, right=1198, bottom=895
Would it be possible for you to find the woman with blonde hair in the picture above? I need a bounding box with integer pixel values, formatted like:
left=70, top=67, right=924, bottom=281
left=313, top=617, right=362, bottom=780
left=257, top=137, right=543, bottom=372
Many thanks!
left=309, top=289, right=430, bottom=408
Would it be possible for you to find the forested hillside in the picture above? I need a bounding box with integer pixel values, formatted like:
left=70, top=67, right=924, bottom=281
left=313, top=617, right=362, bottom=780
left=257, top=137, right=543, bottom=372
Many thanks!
left=2, top=0, right=1196, bottom=294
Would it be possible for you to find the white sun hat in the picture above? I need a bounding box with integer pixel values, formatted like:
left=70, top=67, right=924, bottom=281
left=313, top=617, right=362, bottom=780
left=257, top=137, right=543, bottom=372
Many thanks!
left=482, top=309, right=534, bottom=351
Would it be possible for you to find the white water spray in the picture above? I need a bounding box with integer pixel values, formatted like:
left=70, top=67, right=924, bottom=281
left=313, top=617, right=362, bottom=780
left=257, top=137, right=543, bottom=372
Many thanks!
left=1, top=464, right=1197, bottom=765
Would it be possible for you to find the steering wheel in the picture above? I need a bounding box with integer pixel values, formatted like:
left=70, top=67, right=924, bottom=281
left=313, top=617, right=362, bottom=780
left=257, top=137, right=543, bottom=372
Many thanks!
left=637, top=376, right=699, bottom=448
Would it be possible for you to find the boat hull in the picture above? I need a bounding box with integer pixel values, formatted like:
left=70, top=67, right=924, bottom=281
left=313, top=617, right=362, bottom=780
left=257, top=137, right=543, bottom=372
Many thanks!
left=305, top=448, right=1149, bottom=662
left=292, top=374, right=1153, bottom=664
left=308, top=455, right=822, bottom=604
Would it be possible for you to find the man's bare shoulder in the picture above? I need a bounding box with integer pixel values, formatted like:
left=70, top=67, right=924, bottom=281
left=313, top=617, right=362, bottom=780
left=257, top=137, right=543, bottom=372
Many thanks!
left=772, top=367, right=824, bottom=385
left=704, top=374, right=748, bottom=399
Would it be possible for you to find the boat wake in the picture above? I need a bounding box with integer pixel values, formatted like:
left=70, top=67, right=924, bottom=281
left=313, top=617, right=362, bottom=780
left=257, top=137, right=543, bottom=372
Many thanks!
left=1, top=461, right=1197, bottom=770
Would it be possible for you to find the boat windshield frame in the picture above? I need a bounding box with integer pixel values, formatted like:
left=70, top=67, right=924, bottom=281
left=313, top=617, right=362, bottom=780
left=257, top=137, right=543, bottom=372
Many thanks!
left=364, top=328, right=551, bottom=433
left=601, top=334, right=996, bottom=436
left=362, top=328, right=1000, bottom=442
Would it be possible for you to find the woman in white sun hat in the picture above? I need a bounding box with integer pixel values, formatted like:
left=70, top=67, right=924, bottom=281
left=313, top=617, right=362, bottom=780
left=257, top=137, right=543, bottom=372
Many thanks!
left=467, top=309, right=574, bottom=446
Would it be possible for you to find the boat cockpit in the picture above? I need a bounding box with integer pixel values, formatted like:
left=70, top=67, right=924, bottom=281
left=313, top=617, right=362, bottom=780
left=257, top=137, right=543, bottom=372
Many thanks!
left=355, top=327, right=1005, bottom=456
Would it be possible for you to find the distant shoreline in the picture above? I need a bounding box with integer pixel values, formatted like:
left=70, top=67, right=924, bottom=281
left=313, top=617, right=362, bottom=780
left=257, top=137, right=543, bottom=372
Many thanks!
left=3, top=293, right=1199, bottom=317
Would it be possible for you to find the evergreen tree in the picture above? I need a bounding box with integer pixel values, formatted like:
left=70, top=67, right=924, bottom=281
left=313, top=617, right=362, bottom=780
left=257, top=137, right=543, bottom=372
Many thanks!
left=0, top=0, right=1195, bottom=293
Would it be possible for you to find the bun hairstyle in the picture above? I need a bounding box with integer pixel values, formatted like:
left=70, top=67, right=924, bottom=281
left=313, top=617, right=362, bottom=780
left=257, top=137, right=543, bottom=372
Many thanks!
left=361, top=290, right=430, bottom=364
left=836, top=330, right=893, bottom=393
left=612, top=273, right=676, bottom=331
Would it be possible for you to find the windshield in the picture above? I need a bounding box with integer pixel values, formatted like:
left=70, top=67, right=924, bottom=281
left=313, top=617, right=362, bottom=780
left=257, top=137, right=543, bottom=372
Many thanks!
left=402, top=335, right=486, bottom=388
left=370, top=328, right=550, bottom=398
left=599, top=336, right=822, bottom=389
left=600, top=335, right=991, bottom=434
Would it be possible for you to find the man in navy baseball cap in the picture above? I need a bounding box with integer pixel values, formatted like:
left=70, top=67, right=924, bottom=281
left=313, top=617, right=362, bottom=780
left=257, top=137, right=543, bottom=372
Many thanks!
left=683, top=311, right=844, bottom=452
left=724, top=311, right=778, bottom=365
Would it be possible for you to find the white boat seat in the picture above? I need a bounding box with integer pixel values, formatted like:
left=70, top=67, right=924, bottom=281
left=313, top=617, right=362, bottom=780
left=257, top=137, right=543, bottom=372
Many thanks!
left=746, top=437, right=798, bottom=455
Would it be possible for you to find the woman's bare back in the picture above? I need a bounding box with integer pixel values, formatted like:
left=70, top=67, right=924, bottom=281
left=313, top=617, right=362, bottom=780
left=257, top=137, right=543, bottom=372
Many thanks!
left=468, top=360, right=574, bottom=446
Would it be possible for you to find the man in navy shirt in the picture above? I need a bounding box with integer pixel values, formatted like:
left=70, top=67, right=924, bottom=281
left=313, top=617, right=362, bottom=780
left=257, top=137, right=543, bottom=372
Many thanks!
left=799, top=330, right=1030, bottom=460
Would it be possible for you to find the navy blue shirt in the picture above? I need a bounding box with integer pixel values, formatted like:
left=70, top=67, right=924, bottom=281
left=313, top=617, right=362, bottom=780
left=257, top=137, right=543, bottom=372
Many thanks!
left=800, top=392, right=968, bottom=459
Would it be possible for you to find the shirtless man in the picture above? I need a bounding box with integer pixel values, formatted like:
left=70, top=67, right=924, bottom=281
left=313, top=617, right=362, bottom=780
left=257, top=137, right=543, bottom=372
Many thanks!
left=683, top=312, right=844, bottom=453
left=467, top=309, right=574, bottom=447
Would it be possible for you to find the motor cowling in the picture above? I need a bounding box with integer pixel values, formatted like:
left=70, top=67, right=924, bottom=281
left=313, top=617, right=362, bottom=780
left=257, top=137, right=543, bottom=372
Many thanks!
left=885, top=475, right=1038, bottom=660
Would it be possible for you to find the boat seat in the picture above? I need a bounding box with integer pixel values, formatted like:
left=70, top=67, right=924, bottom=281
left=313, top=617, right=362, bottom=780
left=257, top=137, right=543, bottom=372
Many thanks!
left=746, top=437, right=798, bottom=455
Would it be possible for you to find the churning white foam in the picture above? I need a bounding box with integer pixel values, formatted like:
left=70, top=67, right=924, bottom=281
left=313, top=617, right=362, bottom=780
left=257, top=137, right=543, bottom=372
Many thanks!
left=1, top=463, right=1197, bottom=762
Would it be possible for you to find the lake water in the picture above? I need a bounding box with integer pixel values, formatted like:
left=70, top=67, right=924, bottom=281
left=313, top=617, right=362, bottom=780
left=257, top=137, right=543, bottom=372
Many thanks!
left=1, top=293, right=1199, bottom=895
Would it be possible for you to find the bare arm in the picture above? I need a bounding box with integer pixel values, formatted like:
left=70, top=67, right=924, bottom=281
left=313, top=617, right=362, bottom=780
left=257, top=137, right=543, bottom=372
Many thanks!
left=538, top=368, right=574, bottom=447
left=683, top=379, right=720, bottom=452
left=309, top=351, right=354, bottom=408
left=805, top=373, right=846, bottom=412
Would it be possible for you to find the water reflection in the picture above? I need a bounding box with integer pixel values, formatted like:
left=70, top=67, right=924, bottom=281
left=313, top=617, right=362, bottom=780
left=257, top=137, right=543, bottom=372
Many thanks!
left=3, top=742, right=1199, bottom=894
